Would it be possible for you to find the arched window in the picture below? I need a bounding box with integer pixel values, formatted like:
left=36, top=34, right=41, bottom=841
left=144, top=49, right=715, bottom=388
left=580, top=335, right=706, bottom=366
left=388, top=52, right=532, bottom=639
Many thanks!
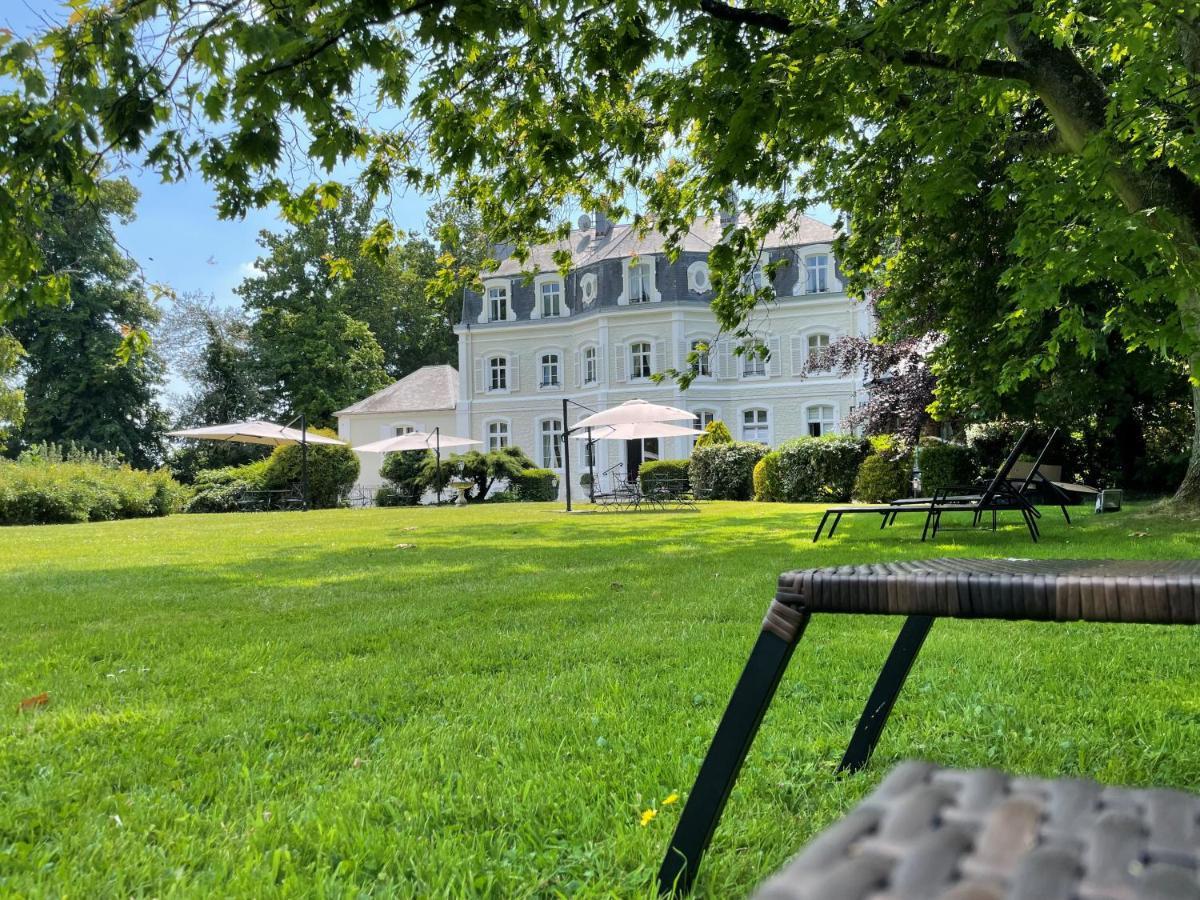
left=583, top=346, right=598, bottom=385
left=540, top=418, right=564, bottom=469
left=804, top=254, right=830, bottom=294
left=742, top=408, right=770, bottom=443
left=806, top=404, right=837, bottom=437
left=629, top=261, right=654, bottom=303
left=539, top=280, right=563, bottom=317
left=630, top=341, right=652, bottom=379
left=486, top=421, right=510, bottom=451
left=539, top=352, right=561, bottom=388
left=488, top=356, right=508, bottom=392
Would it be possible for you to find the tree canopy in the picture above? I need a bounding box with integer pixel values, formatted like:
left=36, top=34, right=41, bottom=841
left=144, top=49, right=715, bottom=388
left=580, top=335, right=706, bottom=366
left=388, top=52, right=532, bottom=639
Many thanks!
left=4, top=0, right=1200, bottom=492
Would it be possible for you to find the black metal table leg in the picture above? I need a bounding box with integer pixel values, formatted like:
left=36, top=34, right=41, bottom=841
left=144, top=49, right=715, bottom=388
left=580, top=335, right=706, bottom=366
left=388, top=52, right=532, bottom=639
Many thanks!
left=657, top=601, right=811, bottom=896
left=837, top=614, right=935, bottom=774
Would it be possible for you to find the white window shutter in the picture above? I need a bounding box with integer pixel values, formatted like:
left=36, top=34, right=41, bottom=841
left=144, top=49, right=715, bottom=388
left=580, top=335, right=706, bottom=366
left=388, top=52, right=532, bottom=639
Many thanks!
left=573, top=350, right=581, bottom=388
left=597, top=344, right=606, bottom=383
left=790, top=335, right=805, bottom=376
left=509, top=354, right=519, bottom=391
left=677, top=340, right=688, bottom=370
left=718, top=341, right=734, bottom=380
left=655, top=342, right=667, bottom=375
left=614, top=344, right=627, bottom=382
left=767, top=336, right=782, bottom=377
left=475, top=356, right=486, bottom=392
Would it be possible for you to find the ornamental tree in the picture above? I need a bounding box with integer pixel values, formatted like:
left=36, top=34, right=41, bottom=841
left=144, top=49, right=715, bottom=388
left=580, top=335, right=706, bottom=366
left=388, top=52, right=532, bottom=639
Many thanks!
left=4, top=1, right=1200, bottom=497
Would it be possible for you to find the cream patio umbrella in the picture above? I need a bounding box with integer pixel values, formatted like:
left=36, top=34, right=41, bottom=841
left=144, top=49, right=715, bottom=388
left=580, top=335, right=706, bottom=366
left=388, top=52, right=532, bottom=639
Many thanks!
left=570, top=398, right=698, bottom=430
left=569, top=422, right=705, bottom=441
left=353, top=428, right=482, bottom=504
left=166, top=417, right=344, bottom=510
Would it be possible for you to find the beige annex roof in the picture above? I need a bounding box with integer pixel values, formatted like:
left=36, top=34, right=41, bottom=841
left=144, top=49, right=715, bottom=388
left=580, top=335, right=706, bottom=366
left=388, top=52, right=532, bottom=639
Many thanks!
left=335, top=365, right=459, bottom=416
left=489, top=213, right=836, bottom=277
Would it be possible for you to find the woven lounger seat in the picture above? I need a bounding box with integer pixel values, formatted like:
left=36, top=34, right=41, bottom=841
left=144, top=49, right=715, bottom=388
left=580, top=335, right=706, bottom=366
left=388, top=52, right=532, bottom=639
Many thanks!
left=657, top=558, right=1200, bottom=895
left=753, top=760, right=1200, bottom=900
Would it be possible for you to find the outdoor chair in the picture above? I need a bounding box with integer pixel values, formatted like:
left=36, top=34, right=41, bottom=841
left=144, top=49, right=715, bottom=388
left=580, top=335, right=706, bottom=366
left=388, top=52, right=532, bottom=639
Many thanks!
left=813, top=430, right=1039, bottom=543
left=751, top=759, right=1200, bottom=899
left=657, top=558, right=1200, bottom=895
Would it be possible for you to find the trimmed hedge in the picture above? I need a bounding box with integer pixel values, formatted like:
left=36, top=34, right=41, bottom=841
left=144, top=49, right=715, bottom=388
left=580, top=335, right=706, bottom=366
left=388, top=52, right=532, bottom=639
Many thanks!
left=754, top=434, right=870, bottom=503
left=511, top=468, right=559, bottom=501
left=853, top=452, right=913, bottom=502
left=689, top=442, right=769, bottom=500
left=0, top=460, right=186, bottom=525
left=639, top=459, right=690, bottom=492
left=917, top=438, right=978, bottom=494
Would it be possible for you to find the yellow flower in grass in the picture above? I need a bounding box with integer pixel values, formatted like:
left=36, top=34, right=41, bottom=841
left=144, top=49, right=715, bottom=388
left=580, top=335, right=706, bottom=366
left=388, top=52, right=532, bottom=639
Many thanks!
left=663, top=793, right=679, bottom=806
left=640, top=808, right=657, bottom=827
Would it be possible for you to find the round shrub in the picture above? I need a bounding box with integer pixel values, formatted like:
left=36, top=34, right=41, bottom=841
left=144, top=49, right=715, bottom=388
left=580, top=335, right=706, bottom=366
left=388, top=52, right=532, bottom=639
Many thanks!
left=917, top=438, right=978, bottom=494
left=757, top=435, right=870, bottom=502
left=853, top=452, right=913, bottom=502
left=639, top=459, right=690, bottom=493
left=263, top=428, right=359, bottom=508
left=379, top=450, right=433, bottom=505
left=689, top=442, right=769, bottom=500
left=753, top=453, right=782, bottom=501
left=511, top=468, right=559, bottom=501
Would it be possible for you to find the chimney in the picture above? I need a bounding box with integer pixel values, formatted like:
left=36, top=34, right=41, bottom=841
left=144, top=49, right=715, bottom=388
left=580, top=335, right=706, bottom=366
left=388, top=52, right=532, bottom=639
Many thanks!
left=593, top=210, right=613, bottom=240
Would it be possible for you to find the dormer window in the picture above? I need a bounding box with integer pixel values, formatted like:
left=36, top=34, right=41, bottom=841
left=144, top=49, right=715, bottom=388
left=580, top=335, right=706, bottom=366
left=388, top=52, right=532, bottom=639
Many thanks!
left=488, top=285, right=510, bottom=321
left=629, top=262, right=653, bottom=303
left=804, top=255, right=830, bottom=294
left=540, top=280, right=562, bottom=317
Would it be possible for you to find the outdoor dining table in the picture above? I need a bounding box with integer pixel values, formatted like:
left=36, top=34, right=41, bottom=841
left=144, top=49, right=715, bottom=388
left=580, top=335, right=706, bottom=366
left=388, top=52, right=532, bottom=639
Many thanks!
left=657, top=557, right=1200, bottom=895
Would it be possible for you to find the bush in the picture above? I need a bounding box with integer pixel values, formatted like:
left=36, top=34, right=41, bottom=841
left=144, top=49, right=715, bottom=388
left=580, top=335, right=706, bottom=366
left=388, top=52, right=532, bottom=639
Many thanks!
left=0, top=459, right=185, bottom=525
left=639, top=459, right=690, bottom=492
left=917, top=438, right=978, bottom=494
left=187, top=458, right=271, bottom=512
left=754, top=434, right=870, bottom=502
left=689, top=442, right=769, bottom=500
left=511, top=468, right=559, bottom=501
left=853, top=451, right=913, bottom=502
left=261, top=428, right=360, bottom=508
left=965, top=421, right=1085, bottom=483
left=379, top=450, right=433, bottom=506
left=694, top=420, right=733, bottom=448
left=753, top=454, right=782, bottom=501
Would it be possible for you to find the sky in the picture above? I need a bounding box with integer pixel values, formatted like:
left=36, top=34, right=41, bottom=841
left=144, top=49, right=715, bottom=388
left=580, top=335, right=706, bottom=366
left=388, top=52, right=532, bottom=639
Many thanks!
left=4, top=2, right=434, bottom=314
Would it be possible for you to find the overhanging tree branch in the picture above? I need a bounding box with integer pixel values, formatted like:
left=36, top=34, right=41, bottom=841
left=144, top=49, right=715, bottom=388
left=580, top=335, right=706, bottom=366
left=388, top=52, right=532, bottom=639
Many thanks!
left=697, top=0, right=1031, bottom=81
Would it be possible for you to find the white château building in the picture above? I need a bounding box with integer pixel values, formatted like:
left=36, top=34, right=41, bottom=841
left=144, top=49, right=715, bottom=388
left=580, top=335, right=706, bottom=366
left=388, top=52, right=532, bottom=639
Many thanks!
left=336, top=213, right=869, bottom=498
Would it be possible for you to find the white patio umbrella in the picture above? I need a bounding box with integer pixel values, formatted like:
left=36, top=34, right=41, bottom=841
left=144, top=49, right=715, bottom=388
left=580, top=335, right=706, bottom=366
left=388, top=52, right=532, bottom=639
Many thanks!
left=569, top=422, right=704, bottom=440
left=353, top=428, right=482, bottom=504
left=166, top=417, right=344, bottom=510
left=570, top=398, right=698, bottom=430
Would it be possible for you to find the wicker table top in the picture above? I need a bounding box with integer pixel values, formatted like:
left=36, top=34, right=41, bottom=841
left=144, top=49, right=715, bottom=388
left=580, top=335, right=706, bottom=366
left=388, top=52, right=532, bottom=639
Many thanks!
left=753, top=760, right=1200, bottom=900
left=775, top=558, right=1200, bottom=624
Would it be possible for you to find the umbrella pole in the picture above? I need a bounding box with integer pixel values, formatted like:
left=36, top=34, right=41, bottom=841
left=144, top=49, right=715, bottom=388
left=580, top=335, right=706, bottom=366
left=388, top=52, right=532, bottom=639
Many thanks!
left=587, top=427, right=595, bottom=502
left=562, top=398, right=572, bottom=512
left=435, top=427, right=442, bottom=506
left=301, top=413, right=309, bottom=512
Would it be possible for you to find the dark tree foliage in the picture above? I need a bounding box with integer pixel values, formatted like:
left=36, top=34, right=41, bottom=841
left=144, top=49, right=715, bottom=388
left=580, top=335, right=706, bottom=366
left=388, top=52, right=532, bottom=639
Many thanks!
left=10, top=180, right=166, bottom=467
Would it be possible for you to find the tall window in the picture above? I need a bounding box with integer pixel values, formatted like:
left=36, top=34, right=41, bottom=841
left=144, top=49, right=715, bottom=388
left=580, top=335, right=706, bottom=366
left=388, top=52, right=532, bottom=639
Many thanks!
left=487, top=421, right=510, bottom=451
left=690, top=339, right=711, bottom=377
left=629, top=262, right=653, bottom=302
left=540, top=281, right=562, bottom=317
left=488, top=356, right=507, bottom=391
left=541, top=419, right=564, bottom=469
left=805, top=255, right=830, bottom=294
left=807, top=404, right=836, bottom=437
left=630, top=341, right=652, bottom=379
left=540, top=352, right=560, bottom=387
left=807, top=333, right=832, bottom=372
left=393, top=425, right=416, bottom=436
left=742, top=345, right=766, bottom=378
left=742, top=408, right=769, bottom=443
left=488, top=285, right=509, bottom=321
left=693, top=410, right=716, bottom=445
left=583, top=346, right=598, bottom=384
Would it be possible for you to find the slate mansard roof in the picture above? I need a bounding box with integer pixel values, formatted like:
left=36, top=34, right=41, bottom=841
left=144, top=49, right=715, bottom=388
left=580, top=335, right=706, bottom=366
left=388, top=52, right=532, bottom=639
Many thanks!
left=335, top=365, right=458, bottom=416
left=461, top=214, right=839, bottom=325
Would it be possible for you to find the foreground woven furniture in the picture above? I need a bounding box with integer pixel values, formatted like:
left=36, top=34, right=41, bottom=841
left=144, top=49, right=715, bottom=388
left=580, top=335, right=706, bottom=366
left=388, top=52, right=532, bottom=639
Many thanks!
left=753, top=760, right=1200, bottom=900
left=657, top=558, right=1200, bottom=895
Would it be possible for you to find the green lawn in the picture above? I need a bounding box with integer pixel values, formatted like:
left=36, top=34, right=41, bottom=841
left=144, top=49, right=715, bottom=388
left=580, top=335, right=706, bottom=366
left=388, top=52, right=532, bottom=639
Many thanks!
left=3, top=502, right=1199, bottom=897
